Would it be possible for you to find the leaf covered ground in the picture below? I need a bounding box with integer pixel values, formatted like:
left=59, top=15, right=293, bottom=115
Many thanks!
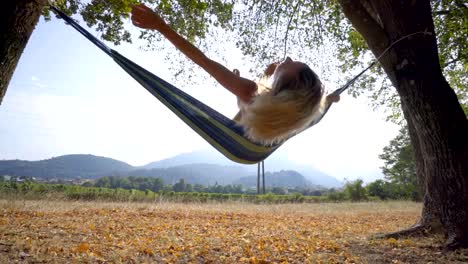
left=1, top=200, right=467, bottom=263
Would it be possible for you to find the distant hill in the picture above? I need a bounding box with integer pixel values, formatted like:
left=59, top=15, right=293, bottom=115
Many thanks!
left=0, top=154, right=133, bottom=179
left=0, top=151, right=343, bottom=188
left=142, top=150, right=230, bottom=169
left=143, top=149, right=343, bottom=188
left=234, top=170, right=318, bottom=189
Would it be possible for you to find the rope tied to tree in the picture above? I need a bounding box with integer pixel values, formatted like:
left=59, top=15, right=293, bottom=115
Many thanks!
left=330, top=30, right=433, bottom=96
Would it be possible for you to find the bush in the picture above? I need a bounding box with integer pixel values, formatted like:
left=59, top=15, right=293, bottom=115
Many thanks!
left=344, top=179, right=367, bottom=201
left=327, top=190, right=346, bottom=202
left=0, top=181, right=412, bottom=204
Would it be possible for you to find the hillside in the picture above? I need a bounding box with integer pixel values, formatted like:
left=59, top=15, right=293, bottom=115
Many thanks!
left=142, top=150, right=226, bottom=169
left=144, top=150, right=343, bottom=188
left=0, top=151, right=342, bottom=188
left=0, top=154, right=133, bottom=179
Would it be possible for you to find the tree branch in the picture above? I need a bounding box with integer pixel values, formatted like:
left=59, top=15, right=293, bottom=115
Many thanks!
left=360, top=0, right=383, bottom=27
left=283, top=1, right=300, bottom=58
left=273, top=1, right=282, bottom=43
left=338, top=0, right=389, bottom=56
left=444, top=57, right=460, bottom=68
left=434, top=10, right=450, bottom=15
left=455, top=1, right=467, bottom=10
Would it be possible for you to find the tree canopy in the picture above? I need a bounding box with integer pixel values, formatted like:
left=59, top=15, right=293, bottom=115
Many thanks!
left=47, top=0, right=467, bottom=119
left=229, top=0, right=467, bottom=119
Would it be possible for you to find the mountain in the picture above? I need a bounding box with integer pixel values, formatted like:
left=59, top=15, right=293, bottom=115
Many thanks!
left=142, top=150, right=232, bottom=169
left=282, top=165, right=342, bottom=188
left=256, top=153, right=343, bottom=188
left=234, top=170, right=318, bottom=188
left=143, top=149, right=343, bottom=188
left=0, top=150, right=343, bottom=188
left=0, top=154, right=133, bottom=179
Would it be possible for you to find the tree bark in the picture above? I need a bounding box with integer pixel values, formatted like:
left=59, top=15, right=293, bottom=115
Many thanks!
left=379, top=113, right=443, bottom=240
left=339, top=0, right=468, bottom=248
left=400, top=102, right=441, bottom=231
left=0, top=0, right=47, bottom=105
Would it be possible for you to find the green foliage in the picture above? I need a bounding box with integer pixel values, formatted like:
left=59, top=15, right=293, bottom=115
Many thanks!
left=1, top=179, right=429, bottom=203
left=271, top=186, right=287, bottom=195
left=343, top=179, right=367, bottom=201
left=172, top=178, right=187, bottom=192
left=79, top=0, right=137, bottom=45
left=378, top=127, right=421, bottom=201
left=43, top=0, right=467, bottom=119
left=0, top=181, right=328, bottom=203
left=366, top=179, right=421, bottom=201
left=43, top=0, right=467, bottom=122
left=366, top=180, right=389, bottom=200
left=379, top=127, right=416, bottom=182
left=232, top=0, right=346, bottom=76
left=84, top=175, right=324, bottom=197
left=231, top=0, right=468, bottom=121
left=326, top=188, right=346, bottom=202
left=94, top=175, right=165, bottom=192
left=433, top=0, right=468, bottom=116
left=46, top=0, right=233, bottom=46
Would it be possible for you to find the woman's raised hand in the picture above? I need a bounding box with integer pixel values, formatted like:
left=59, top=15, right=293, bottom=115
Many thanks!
left=263, top=62, right=279, bottom=77
left=131, top=4, right=166, bottom=30
left=326, top=94, right=340, bottom=103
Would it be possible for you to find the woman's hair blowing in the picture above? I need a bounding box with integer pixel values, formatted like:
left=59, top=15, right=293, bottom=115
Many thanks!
left=237, top=66, right=325, bottom=145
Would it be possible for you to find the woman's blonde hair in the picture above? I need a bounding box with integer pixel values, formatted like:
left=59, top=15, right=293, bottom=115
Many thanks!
left=236, top=66, right=325, bottom=145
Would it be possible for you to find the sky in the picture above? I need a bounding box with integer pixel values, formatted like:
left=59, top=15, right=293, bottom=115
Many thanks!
left=0, top=16, right=400, bottom=182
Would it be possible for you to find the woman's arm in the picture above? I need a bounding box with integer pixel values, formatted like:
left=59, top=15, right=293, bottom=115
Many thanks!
left=131, top=4, right=257, bottom=103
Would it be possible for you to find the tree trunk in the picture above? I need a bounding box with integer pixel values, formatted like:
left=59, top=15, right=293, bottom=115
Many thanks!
left=380, top=112, right=443, bottom=240
left=400, top=66, right=468, bottom=249
left=339, top=0, right=468, bottom=248
left=0, top=0, right=47, bottom=105
left=401, top=102, right=442, bottom=230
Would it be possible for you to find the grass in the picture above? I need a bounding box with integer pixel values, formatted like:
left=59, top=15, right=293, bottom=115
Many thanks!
left=1, top=200, right=467, bottom=263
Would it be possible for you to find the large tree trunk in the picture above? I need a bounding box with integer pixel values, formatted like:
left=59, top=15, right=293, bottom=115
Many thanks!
left=381, top=113, right=443, bottom=240
left=0, top=0, right=47, bottom=105
left=406, top=112, right=443, bottom=234
left=339, top=0, right=468, bottom=248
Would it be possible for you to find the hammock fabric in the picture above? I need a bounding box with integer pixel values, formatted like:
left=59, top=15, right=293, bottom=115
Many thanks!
left=50, top=6, right=358, bottom=164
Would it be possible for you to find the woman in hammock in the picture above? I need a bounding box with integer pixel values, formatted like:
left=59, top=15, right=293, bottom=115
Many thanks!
left=131, top=4, right=340, bottom=144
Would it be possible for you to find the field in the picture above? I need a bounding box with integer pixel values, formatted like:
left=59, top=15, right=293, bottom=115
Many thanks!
left=1, top=200, right=467, bottom=263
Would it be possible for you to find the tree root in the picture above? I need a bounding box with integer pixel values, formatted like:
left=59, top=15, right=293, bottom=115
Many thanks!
left=444, top=239, right=468, bottom=251
left=371, top=216, right=443, bottom=240
left=371, top=219, right=468, bottom=251
left=443, top=230, right=468, bottom=251
left=371, top=222, right=433, bottom=240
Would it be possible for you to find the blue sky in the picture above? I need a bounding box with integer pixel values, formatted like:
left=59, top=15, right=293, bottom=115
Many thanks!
left=0, top=16, right=399, bottom=181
